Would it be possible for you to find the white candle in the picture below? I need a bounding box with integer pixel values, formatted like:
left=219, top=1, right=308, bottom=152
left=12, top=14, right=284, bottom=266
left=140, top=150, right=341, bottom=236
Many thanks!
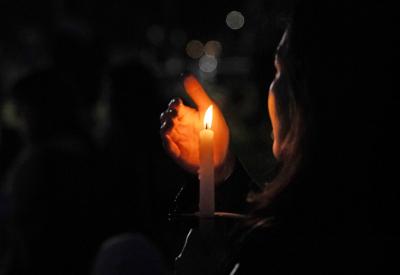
left=198, top=105, right=215, bottom=217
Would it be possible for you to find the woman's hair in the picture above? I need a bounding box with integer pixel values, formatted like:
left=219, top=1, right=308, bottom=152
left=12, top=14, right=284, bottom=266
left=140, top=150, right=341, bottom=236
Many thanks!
left=251, top=21, right=307, bottom=221
left=252, top=1, right=400, bottom=234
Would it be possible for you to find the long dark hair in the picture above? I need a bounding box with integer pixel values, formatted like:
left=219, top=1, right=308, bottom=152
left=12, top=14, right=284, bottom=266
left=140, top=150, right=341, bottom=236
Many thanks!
left=251, top=1, right=400, bottom=235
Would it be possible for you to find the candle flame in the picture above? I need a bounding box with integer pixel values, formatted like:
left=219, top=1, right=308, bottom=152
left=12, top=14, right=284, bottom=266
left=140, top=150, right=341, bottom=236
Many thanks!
left=203, top=105, right=213, bottom=129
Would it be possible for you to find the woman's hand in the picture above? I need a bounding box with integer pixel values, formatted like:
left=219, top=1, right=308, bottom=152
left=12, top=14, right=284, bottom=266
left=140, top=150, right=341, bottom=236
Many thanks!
left=160, top=75, right=234, bottom=183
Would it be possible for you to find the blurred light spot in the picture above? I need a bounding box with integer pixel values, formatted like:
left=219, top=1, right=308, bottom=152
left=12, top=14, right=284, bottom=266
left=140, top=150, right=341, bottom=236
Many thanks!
left=1, top=101, right=24, bottom=129
left=170, top=29, right=187, bottom=48
left=199, top=55, right=218, bottom=73
left=94, top=100, right=109, bottom=125
left=204, top=41, right=222, bottom=57
left=146, top=25, right=165, bottom=46
left=165, top=57, right=184, bottom=75
left=186, top=40, right=204, bottom=59
left=226, top=11, right=245, bottom=30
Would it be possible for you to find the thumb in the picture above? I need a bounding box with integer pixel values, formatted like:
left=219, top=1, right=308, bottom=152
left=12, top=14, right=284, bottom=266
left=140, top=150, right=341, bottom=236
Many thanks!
left=183, top=75, right=213, bottom=111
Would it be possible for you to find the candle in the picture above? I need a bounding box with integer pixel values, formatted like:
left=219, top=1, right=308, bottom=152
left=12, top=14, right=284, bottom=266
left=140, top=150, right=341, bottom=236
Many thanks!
left=199, top=105, right=215, bottom=217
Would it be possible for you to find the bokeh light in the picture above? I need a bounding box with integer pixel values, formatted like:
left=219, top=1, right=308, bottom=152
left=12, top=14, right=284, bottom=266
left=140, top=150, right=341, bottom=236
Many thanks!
left=204, top=41, right=222, bottom=57
left=226, top=11, right=245, bottom=30
left=185, top=40, right=204, bottom=59
left=199, top=54, right=218, bottom=73
left=1, top=100, right=24, bottom=129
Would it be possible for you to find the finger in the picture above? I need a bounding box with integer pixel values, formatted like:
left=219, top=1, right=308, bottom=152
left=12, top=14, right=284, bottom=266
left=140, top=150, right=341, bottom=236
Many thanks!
left=168, top=97, right=182, bottom=108
left=160, top=98, right=182, bottom=123
left=160, top=118, right=174, bottom=135
left=174, top=103, right=197, bottom=121
left=164, top=98, right=196, bottom=122
left=166, top=108, right=178, bottom=118
left=160, top=111, right=167, bottom=123
left=166, top=95, right=197, bottom=121
left=183, top=75, right=213, bottom=110
left=161, top=134, right=181, bottom=159
left=160, top=106, right=178, bottom=123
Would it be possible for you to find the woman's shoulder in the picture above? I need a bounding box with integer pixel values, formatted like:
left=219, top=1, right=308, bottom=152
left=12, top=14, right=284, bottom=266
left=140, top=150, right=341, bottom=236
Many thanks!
left=230, top=217, right=400, bottom=274
left=225, top=217, right=322, bottom=274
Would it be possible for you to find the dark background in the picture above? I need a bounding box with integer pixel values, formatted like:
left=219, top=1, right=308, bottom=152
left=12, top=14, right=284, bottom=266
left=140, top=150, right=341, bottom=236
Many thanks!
left=0, top=0, right=294, bottom=185
left=0, top=2, right=294, bottom=271
left=1, top=1, right=400, bottom=274
left=0, top=1, right=298, bottom=273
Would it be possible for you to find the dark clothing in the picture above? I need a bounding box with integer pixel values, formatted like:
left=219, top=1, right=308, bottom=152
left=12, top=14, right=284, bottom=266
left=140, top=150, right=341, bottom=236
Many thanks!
left=173, top=159, right=400, bottom=274
left=92, top=234, right=167, bottom=275
left=170, top=159, right=261, bottom=274
left=1, top=135, right=108, bottom=275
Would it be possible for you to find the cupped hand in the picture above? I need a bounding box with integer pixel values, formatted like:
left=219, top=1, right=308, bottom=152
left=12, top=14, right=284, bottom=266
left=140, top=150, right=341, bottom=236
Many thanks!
left=160, top=75, right=233, bottom=182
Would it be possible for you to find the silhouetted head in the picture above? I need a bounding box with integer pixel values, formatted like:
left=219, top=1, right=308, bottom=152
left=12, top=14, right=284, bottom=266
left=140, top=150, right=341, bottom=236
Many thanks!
left=256, top=1, right=400, bottom=234
left=52, top=23, right=105, bottom=111
left=11, top=68, right=83, bottom=142
left=92, top=234, right=166, bottom=275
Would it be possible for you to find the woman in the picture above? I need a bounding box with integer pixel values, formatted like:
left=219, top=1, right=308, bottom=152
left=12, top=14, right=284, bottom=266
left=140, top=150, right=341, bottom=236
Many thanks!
left=161, top=2, right=400, bottom=274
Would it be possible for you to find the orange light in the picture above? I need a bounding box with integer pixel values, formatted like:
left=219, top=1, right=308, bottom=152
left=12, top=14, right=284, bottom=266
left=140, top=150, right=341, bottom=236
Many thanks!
left=203, top=105, right=213, bottom=129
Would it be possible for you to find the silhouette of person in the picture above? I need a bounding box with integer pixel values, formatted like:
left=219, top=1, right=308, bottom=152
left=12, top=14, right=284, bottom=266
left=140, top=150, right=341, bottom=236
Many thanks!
left=102, top=59, right=189, bottom=266
left=1, top=68, right=108, bottom=275
left=92, top=233, right=167, bottom=275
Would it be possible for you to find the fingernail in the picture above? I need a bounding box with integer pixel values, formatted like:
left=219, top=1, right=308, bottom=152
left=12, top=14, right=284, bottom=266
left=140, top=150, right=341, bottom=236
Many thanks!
left=160, top=112, right=166, bottom=121
left=167, top=108, right=177, bottom=117
left=168, top=98, right=180, bottom=108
